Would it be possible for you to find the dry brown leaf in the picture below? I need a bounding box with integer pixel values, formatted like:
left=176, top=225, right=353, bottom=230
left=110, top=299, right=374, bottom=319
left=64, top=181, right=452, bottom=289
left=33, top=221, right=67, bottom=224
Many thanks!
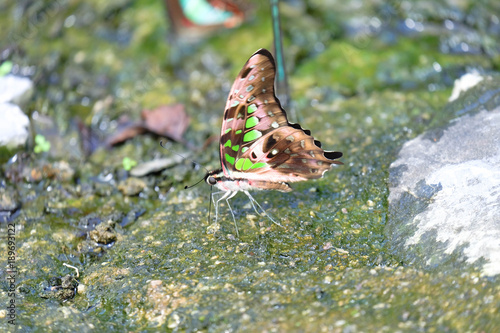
left=141, top=104, right=189, bottom=142
left=106, top=104, right=189, bottom=146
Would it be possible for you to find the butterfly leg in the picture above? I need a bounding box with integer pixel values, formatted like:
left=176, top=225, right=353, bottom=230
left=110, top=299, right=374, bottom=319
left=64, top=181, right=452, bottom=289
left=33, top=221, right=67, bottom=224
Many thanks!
left=214, top=190, right=236, bottom=220
left=213, top=190, right=240, bottom=236
left=211, top=190, right=225, bottom=222
left=243, top=190, right=283, bottom=227
left=224, top=191, right=239, bottom=236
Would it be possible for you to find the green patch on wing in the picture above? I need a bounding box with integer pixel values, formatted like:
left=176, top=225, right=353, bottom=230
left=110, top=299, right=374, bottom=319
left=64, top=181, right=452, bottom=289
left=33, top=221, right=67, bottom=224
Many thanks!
left=235, top=158, right=245, bottom=170
left=247, top=104, right=258, bottom=114
left=243, top=129, right=262, bottom=142
left=245, top=116, right=259, bottom=128
left=225, top=153, right=235, bottom=165
left=235, top=158, right=265, bottom=171
left=251, top=162, right=267, bottom=169
left=242, top=158, right=253, bottom=170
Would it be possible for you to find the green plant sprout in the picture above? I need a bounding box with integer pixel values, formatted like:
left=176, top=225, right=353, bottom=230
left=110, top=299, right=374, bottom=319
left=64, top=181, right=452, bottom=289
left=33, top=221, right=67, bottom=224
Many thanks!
left=122, top=157, right=137, bottom=171
left=34, top=134, right=51, bottom=153
left=0, top=61, right=13, bottom=76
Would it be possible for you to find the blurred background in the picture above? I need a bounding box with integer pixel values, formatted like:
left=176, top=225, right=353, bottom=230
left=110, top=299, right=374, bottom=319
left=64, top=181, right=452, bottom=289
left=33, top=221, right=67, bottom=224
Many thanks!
left=1, top=0, right=498, bottom=164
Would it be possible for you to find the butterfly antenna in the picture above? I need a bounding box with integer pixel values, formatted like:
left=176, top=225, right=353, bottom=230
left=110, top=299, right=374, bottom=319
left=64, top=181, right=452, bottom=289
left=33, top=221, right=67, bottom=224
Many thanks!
left=184, top=176, right=205, bottom=189
left=159, top=140, right=210, bottom=173
left=159, top=140, right=210, bottom=189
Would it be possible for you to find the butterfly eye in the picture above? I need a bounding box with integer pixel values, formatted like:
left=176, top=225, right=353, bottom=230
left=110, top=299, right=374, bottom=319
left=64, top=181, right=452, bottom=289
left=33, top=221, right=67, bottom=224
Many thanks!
left=208, top=177, right=217, bottom=186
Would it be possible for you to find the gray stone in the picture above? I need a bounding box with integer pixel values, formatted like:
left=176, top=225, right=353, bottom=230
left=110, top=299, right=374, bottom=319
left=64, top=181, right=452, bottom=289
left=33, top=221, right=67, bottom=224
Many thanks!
left=388, top=78, right=500, bottom=276
left=0, top=186, right=20, bottom=223
left=117, top=177, right=147, bottom=196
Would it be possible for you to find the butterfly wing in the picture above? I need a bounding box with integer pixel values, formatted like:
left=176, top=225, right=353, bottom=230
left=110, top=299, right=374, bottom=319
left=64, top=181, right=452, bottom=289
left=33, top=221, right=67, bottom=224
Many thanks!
left=219, top=48, right=342, bottom=183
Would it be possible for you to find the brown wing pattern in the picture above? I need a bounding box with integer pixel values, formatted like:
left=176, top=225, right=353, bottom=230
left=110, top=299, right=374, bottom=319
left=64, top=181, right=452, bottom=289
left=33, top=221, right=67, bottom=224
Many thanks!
left=219, top=48, right=342, bottom=181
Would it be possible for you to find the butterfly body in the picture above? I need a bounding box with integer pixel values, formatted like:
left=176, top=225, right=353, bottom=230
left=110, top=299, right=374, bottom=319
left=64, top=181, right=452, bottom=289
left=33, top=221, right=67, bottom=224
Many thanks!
left=205, top=169, right=292, bottom=192
left=205, top=48, right=342, bottom=229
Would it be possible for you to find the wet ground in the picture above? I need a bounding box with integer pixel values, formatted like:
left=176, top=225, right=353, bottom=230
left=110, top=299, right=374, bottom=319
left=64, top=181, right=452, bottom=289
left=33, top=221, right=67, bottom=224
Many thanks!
left=1, top=0, right=499, bottom=331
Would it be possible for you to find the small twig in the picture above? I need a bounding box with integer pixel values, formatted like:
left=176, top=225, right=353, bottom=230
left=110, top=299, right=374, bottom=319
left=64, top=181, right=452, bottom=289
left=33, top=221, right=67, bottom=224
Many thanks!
left=63, top=263, right=79, bottom=278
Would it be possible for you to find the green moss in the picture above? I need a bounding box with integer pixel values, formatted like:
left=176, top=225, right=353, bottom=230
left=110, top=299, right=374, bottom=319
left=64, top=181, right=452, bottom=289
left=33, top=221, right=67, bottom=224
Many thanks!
left=293, top=37, right=492, bottom=96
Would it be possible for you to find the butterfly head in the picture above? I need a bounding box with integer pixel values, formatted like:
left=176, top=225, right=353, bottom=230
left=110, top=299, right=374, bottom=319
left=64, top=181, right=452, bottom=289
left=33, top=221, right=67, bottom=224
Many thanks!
left=204, top=169, right=223, bottom=187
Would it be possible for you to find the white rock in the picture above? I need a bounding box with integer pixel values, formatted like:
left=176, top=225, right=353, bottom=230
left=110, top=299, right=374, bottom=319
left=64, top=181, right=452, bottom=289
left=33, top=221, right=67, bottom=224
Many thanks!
left=0, top=74, right=33, bottom=104
left=0, top=103, right=30, bottom=147
left=448, top=72, right=483, bottom=102
left=388, top=107, right=500, bottom=276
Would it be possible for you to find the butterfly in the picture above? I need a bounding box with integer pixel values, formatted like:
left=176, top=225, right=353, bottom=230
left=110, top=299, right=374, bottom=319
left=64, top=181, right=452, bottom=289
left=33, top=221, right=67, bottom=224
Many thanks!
left=164, top=0, right=244, bottom=42
left=204, top=48, right=343, bottom=232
